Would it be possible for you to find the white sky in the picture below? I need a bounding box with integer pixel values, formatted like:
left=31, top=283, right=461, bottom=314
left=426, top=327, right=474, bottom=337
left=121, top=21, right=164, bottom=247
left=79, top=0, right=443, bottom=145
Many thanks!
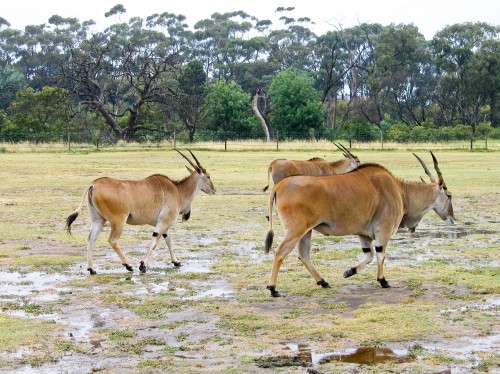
left=1, top=0, right=499, bottom=39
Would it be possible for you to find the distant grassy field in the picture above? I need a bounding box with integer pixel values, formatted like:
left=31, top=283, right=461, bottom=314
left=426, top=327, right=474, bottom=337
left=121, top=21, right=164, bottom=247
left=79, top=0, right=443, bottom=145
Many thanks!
left=0, top=147, right=498, bottom=373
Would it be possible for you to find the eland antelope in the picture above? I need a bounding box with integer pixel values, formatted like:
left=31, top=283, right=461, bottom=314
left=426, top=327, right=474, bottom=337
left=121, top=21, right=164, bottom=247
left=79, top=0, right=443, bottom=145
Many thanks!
left=264, top=152, right=455, bottom=297
left=65, top=150, right=215, bottom=275
left=262, top=143, right=360, bottom=192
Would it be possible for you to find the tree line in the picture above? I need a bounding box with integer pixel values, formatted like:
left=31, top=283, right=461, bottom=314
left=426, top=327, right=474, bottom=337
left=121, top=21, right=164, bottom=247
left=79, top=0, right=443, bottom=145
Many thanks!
left=0, top=4, right=499, bottom=143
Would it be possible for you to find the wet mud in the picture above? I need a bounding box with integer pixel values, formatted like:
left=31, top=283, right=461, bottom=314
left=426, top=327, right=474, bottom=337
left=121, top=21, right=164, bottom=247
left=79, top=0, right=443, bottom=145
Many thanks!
left=0, top=199, right=499, bottom=373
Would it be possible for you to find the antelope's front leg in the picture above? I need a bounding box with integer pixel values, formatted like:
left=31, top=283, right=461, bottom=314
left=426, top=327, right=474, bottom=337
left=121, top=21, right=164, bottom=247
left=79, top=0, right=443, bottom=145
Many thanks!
left=375, top=245, right=390, bottom=288
left=344, top=235, right=374, bottom=279
left=140, top=232, right=162, bottom=273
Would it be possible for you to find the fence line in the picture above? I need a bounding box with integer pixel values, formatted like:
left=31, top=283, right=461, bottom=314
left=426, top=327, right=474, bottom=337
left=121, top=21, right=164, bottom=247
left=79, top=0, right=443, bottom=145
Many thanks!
left=0, top=130, right=498, bottom=152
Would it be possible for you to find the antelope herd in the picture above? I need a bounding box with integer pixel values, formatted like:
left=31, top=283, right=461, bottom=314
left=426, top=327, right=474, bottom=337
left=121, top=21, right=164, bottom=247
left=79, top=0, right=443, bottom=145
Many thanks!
left=66, top=146, right=455, bottom=297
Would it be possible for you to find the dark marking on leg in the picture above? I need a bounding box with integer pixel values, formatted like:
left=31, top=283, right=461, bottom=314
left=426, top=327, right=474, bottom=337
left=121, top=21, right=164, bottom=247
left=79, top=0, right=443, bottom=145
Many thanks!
left=87, top=268, right=96, bottom=275
left=123, top=263, right=133, bottom=272
left=316, top=279, right=330, bottom=288
left=266, top=285, right=280, bottom=297
left=152, top=232, right=159, bottom=237
left=162, top=233, right=167, bottom=238
left=139, top=261, right=146, bottom=273
left=378, top=277, right=390, bottom=288
left=172, top=261, right=181, bottom=267
left=182, top=211, right=191, bottom=221
left=362, top=247, right=371, bottom=253
left=375, top=246, right=383, bottom=252
left=343, top=267, right=357, bottom=278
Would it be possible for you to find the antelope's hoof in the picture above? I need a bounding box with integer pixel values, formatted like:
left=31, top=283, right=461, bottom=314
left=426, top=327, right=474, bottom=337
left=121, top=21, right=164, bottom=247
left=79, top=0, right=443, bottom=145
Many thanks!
left=123, top=263, right=133, bottom=272
left=378, top=277, right=390, bottom=288
left=172, top=261, right=181, bottom=267
left=266, top=285, right=281, bottom=297
left=139, top=261, right=147, bottom=273
left=317, top=279, right=330, bottom=288
left=343, top=267, right=357, bottom=278
left=87, top=268, right=96, bottom=275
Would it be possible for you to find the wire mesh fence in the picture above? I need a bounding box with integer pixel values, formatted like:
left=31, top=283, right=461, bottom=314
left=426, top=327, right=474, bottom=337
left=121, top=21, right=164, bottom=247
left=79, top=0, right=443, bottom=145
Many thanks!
left=0, top=128, right=497, bottom=152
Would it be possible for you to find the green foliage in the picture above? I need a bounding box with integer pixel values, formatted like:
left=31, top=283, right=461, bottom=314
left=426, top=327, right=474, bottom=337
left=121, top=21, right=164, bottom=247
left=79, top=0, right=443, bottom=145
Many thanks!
left=388, top=123, right=412, bottom=142
left=7, top=87, right=73, bottom=140
left=204, top=80, right=258, bottom=137
left=268, top=68, right=325, bottom=136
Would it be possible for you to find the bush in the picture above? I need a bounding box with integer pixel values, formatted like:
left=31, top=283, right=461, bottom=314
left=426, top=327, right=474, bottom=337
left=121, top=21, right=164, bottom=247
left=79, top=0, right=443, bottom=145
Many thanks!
left=388, top=123, right=411, bottom=142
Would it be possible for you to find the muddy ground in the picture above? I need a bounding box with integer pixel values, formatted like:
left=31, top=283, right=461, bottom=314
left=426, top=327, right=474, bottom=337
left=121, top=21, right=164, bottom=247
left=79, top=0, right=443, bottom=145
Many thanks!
left=0, top=151, right=498, bottom=374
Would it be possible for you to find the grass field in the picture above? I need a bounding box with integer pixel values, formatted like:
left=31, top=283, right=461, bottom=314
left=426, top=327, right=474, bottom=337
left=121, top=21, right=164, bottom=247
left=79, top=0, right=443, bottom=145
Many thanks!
left=0, top=147, right=498, bottom=373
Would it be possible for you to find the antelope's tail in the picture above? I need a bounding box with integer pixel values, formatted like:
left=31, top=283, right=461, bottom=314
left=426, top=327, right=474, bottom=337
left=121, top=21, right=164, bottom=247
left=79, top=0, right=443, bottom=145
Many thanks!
left=65, top=186, right=92, bottom=235
left=262, top=166, right=272, bottom=192
left=264, top=190, right=276, bottom=253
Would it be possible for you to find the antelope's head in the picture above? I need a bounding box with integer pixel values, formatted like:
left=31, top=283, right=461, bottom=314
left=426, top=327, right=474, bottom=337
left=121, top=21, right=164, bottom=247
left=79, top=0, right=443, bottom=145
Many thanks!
left=177, top=150, right=216, bottom=195
left=413, top=151, right=455, bottom=223
left=334, top=142, right=360, bottom=171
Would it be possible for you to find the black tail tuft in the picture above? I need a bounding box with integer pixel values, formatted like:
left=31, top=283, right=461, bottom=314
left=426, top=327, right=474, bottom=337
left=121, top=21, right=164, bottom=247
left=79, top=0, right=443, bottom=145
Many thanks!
left=65, top=212, right=79, bottom=235
left=264, top=230, right=274, bottom=254
left=262, top=185, right=269, bottom=192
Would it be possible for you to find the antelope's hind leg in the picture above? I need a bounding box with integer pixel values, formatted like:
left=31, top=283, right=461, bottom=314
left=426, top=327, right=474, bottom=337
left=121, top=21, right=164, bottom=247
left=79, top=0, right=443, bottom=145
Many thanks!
left=86, top=204, right=106, bottom=275
left=297, top=230, right=330, bottom=288
left=108, top=218, right=133, bottom=272
left=164, top=232, right=181, bottom=267
left=267, top=232, right=304, bottom=297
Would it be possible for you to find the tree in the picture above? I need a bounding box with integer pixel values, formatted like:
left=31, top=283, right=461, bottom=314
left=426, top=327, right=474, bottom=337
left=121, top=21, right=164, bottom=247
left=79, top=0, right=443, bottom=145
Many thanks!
left=176, top=60, right=208, bottom=141
left=8, top=86, right=73, bottom=139
left=0, top=65, right=25, bottom=110
left=268, top=68, right=325, bottom=136
left=432, top=22, right=500, bottom=131
left=205, top=80, right=257, bottom=138
left=59, top=9, right=188, bottom=140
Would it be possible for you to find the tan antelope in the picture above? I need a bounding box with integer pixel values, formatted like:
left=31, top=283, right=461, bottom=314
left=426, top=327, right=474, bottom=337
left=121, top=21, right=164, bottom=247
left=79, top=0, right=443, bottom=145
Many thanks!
left=262, top=143, right=360, bottom=192
left=264, top=151, right=455, bottom=297
left=65, top=150, right=215, bottom=275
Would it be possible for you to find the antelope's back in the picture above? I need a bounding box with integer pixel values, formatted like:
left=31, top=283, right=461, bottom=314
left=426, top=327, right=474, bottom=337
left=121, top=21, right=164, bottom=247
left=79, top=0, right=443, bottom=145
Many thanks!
left=90, top=176, right=177, bottom=215
left=273, top=164, right=403, bottom=221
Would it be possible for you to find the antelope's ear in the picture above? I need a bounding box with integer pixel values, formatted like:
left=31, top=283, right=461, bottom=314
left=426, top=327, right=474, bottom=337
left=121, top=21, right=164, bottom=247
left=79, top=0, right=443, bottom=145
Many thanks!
left=185, top=166, right=194, bottom=173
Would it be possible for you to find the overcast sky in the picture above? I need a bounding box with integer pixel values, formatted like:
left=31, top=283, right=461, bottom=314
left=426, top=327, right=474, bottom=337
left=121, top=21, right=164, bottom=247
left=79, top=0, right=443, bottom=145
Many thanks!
left=2, top=0, right=499, bottom=39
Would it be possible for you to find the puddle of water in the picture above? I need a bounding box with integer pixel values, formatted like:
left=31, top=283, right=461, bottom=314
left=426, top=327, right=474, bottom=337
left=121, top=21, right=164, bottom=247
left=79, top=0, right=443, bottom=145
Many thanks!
left=281, top=343, right=416, bottom=366
left=184, top=287, right=234, bottom=300
left=177, top=259, right=213, bottom=273
left=257, top=344, right=416, bottom=368
left=0, top=271, right=69, bottom=301
left=411, top=227, right=497, bottom=239
left=315, top=347, right=416, bottom=365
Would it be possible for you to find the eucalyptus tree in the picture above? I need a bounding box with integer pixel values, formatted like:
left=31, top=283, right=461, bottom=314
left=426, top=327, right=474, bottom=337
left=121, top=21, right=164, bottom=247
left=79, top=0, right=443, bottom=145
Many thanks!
left=13, top=16, right=92, bottom=90
left=347, top=23, right=434, bottom=134
left=267, top=7, right=317, bottom=71
left=432, top=22, right=499, bottom=130
left=192, top=11, right=258, bottom=80
left=0, top=65, right=25, bottom=110
left=468, top=38, right=500, bottom=126
left=176, top=59, right=208, bottom=141
left=370, top=24, right=432, bottom=126
left=59, top=8, right=189, bottom=140
left=0, top=18, right=22, bottom=67
left=315, top=26, right=372, bottom=128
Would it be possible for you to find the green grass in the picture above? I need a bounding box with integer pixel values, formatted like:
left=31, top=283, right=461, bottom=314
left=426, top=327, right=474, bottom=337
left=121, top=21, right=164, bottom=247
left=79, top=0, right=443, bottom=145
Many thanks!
left=0, top=147, right=498, bottom=372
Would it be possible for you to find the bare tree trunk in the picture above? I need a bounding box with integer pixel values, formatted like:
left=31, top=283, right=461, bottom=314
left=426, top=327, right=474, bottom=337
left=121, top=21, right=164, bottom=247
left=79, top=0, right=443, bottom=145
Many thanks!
left=251, top=88, right=271, bottom=142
